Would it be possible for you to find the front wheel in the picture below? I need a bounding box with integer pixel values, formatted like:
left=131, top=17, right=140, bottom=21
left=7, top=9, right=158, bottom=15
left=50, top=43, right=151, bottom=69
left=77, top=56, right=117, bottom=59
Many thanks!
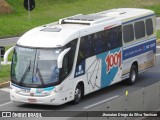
left=72, top=84, right=82, bottom=104
left=127, top=65, right=138, bottom=85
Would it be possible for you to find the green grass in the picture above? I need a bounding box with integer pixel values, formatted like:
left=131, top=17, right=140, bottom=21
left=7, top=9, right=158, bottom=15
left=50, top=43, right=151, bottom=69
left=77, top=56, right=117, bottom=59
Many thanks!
left=0, top=65, right=11, bottom=83
left=0, top=0, right=160, bottom=38
left=0, top=46, right=13, bottom=83
left=4, top=46, right=13, bottom=61
left=157, top=30, right=160, bottom=39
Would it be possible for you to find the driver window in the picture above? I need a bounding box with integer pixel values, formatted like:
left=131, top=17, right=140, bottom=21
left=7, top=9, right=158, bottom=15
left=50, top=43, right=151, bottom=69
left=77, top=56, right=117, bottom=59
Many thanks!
left=60, top=39, right=78, bottom=81
left=60, top=53, right=69, bottom=80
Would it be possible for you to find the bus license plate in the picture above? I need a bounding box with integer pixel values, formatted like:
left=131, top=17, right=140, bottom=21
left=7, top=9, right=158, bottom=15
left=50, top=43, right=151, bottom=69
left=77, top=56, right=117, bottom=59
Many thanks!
left=28, top=98, right=37, bottom=103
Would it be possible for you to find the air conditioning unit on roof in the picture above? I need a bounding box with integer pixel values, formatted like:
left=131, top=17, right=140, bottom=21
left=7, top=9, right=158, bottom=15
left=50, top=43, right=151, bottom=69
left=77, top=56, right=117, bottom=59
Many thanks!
left=59, top=14, right=114, bottom=25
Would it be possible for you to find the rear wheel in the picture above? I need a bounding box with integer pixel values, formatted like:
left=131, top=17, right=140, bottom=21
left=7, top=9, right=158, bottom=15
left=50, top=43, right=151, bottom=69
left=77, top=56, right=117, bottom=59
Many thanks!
left=72, top=84, right=82, bottom=104
left=127, top=65, right=138, bottom=85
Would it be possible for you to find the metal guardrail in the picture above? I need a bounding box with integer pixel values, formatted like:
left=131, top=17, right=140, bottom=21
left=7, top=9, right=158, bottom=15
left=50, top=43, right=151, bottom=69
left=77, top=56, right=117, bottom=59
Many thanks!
left=88, top=81, right=160, bottom=120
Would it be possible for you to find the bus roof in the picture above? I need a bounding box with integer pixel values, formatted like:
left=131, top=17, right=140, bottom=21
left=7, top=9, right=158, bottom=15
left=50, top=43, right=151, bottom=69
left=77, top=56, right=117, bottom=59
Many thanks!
left=17, top=8, right=155, bottom=48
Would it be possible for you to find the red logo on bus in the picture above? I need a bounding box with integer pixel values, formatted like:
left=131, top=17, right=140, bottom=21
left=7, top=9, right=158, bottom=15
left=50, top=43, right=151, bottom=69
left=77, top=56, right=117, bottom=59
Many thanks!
left=105, top=51, right=122, bottom=73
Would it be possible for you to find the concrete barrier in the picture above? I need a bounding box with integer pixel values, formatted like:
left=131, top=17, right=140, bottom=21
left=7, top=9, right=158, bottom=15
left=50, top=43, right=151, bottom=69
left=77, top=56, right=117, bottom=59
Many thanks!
left=88, top=81, right=160, bottom=120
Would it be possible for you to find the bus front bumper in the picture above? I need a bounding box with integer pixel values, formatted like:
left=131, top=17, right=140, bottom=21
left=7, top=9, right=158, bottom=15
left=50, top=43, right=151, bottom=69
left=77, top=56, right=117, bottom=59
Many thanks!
left=10, top=89, right=68, bottom=105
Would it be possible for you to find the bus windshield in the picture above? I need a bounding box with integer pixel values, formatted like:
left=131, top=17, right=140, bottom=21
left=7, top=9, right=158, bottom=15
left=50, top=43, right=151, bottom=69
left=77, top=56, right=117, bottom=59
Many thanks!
left=11, top=46, right=62, bottom=88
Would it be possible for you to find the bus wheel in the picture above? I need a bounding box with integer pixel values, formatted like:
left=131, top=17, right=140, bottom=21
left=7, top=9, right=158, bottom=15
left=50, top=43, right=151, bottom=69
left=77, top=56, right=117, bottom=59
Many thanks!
left=72, top=84, right=82, bottom=104
left=127, top=65, right=138, bottom=85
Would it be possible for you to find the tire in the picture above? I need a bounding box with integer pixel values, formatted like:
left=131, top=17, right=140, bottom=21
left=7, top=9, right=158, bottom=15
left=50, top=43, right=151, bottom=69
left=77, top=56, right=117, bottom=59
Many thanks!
left=72, top=84, right=82, bottom=104
left=127, top=65, right=138, bottom=85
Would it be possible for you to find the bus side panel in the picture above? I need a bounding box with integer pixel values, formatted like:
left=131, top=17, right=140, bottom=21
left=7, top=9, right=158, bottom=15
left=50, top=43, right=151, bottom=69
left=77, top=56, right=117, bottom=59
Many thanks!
left=122, top=38, right=156, bottom=76
left=85, top=56, right=102, bottom=92
left=97, top=47, right=122, bottom=88
left=85, top=47, right=122, bottom=92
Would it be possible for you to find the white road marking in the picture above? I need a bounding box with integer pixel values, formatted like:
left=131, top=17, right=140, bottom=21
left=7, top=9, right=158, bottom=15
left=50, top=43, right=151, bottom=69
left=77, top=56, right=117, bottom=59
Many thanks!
left=156, top=54, right=160, bottom=56
left=84, top=95, right=119, bottom=109
left=0, top=88, right=10, bottom=93
left=0, top=101, right=12, bottom=107
left=157, top=46, right=160, bottom=49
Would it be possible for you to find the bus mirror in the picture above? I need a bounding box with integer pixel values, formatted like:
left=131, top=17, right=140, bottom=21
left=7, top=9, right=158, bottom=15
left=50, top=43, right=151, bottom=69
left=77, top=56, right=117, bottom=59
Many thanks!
left=57, top=48, right=71, bottom=68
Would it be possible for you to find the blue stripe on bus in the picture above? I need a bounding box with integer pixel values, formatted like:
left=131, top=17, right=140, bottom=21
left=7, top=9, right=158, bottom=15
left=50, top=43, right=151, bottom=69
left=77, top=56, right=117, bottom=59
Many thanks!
left=122, top=14, right=155, bottom=25
left=123, top=39, right=156, bottom=60
left=123, top=37, right=156, bottom=49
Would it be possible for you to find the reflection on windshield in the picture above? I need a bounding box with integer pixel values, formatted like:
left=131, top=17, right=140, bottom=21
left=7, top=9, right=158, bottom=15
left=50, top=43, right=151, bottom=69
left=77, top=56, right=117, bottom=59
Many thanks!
left=11, top=47, right=36, bottom=84
left=34, top=49, right=60, bottom=85
left=19, top=60, right=31, bottom=85
left=11, top=46, right=62, bottom=87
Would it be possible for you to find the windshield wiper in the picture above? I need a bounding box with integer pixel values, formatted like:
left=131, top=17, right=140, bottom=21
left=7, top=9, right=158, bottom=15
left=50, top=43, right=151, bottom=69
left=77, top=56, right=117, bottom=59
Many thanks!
left=19, top=60, right=31, bottom=85
left=36, top=67, right=44, bottom=85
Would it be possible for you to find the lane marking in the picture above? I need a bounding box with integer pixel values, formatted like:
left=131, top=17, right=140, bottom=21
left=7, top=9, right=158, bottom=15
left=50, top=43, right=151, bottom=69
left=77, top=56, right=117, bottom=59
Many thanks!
left=0, top=88, right=10, bottom=93
left=156, top=54, right=160, bottom=56
left=0, top=101, right=12, bottom=107
left=83, top=95, right=119, bottom=109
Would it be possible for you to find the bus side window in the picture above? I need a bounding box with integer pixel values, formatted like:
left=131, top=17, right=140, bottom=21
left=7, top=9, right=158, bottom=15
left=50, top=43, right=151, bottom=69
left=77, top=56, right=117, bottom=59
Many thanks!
left=134, top=21, right=145, bottom=39
left=104, top=30, right=111, bottom=50
left=60, top=53, right=69, bottom=80
left=123, top=24, right=134, bottom=43
left=67, top=39, right=78, bottom=72
left=60, top=39, right=78, bottom=80
left=77, top=37, right=86, bottom=65
left=145, top=18, right=153, bottom=36
left=106, top=26, right=122, bottom=49
left=94, top=31, right=105, bottom=54
left=85, top=35, right=91, bottom=58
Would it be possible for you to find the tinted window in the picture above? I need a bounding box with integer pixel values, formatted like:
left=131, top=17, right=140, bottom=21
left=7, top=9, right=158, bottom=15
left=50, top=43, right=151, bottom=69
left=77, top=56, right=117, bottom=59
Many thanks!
left=60, top=53, right=69, bottom=80
left=77, top=26, right=122, bottom=65
left=146, top=19, right=153, bottom=36
left=123, top=24, right=134, bottom=43
left=85, top=34, right=94, bottom=57
left=77, top=37, right=86, bottom=65
left=106, top=26, right=122, bottom=49
left=60, top=39, right=77, bottom=80
left=66, top=39, right=78, bottom=72
left=134, top=21, right=145, bottom=39
left=94, top=31, right=106, bottom=54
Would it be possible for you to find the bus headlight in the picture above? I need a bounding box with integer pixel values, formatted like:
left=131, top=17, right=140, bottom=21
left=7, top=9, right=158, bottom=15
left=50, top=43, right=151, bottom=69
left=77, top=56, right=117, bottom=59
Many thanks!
left=52, top=85, right=64, bottom=93
left=43, top=91, right=51, bottom=95
left=11, top=87, right=20, bottom=93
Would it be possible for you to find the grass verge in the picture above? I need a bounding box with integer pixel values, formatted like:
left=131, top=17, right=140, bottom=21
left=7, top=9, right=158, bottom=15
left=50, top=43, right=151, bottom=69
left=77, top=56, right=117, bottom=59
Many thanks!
left=0, top=65, right=10, bottom=83
left=0, top=46, right=13, bottom=84
left=0, top=0, right=160, bottom=38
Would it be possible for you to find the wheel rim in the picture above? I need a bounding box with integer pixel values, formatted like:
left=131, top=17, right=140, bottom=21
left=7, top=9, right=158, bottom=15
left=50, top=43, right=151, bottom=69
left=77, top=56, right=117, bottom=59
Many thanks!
left=74, top=87, right=81, bottom=102
left=131, top=68, right=136, bottom=82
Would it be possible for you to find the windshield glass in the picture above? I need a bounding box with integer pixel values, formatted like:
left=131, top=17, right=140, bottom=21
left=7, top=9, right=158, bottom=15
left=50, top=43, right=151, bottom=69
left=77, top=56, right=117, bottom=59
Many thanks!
left=11, top=46, right=62, bottom=88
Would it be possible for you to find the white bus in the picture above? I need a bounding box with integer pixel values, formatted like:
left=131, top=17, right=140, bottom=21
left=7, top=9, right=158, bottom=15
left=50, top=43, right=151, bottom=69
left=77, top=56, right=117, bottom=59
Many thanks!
left=10, top=8, right=156, bottom=105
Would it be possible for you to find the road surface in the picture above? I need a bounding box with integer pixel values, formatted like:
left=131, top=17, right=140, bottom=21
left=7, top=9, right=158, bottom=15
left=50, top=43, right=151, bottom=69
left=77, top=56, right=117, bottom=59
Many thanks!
left=0, top=37, right=19, bottom=46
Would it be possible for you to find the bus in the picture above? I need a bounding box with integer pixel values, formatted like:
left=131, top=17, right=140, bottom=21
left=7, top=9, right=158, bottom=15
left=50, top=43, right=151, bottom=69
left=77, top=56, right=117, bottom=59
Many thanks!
left=10, top=8, right=156, bottom=105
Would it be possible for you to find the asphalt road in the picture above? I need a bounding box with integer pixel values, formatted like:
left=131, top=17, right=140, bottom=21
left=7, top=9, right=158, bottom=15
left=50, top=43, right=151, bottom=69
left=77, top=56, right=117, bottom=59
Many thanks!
left=0, top=37, right=19, bottom=46
left=0, top=47, right=160, bottom=120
